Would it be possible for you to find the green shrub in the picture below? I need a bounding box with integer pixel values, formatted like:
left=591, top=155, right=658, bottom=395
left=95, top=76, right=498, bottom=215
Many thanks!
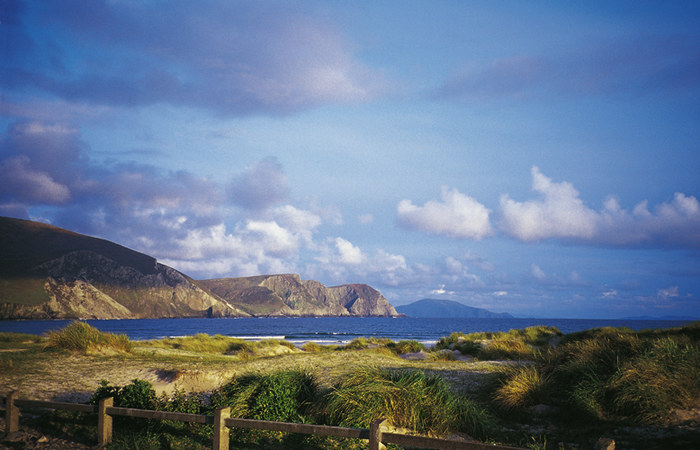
left=211, top=370, right=318, bottom=423
left=44, top=321, right=132, bottom=353
left=89, top=379, right=156, bottom=410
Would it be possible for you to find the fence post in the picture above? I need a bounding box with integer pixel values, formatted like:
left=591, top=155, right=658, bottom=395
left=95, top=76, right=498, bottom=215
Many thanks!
left=98, top=397, right=113, bottom=446
left=5, top=391, right=20, bottom=436
left=369, top=418, right=388, bottom=450
left=212, top=407, right=230, bottom=450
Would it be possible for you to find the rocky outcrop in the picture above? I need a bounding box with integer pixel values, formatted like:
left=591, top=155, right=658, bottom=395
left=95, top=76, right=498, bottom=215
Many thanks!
left=200, top=274, right=399, bottom=317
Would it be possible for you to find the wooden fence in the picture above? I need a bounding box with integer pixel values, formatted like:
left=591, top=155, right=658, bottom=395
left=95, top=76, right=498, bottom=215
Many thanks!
left=2, top=392, right=521, bottom=449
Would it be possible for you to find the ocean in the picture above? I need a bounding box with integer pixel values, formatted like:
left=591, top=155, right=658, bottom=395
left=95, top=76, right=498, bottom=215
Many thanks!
left=0, top=317, right=694, bottom=346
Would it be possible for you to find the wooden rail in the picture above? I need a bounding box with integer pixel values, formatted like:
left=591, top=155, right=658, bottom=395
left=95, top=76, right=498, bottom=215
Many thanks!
left=2, top=392, right=522, bottom=449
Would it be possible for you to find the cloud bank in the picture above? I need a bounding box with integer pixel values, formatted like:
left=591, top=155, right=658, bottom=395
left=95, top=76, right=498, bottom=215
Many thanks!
left=397, top=166, right=700, bottom=248
left=3, top=0, right=382, bottom=116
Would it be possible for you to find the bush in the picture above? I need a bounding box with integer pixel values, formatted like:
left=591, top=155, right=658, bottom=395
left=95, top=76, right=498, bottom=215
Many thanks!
left=211, top=370, right=318, bottom=423
left=44, top=321, right=132, bottom=353
left=89, top=379, right=156, bottom=410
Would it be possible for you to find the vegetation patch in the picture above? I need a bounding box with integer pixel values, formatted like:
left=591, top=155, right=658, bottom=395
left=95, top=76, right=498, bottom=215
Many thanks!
left=43, top=321, right=132, bottom=353
left=140, top=333, right=297, bottom=359
left=436, top=326, right=561, bottom=361
left=325, top=366, right=493, bottom=438
left=494, top=323, right=700, bottom=425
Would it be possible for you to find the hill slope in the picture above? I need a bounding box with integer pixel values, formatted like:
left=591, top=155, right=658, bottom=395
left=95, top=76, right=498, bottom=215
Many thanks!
left=396, top=299, right=512, bottom=318
left=0, top=216, right=247, bottom=319
left=0, top=217, right=398, bottom=319
left=199, top=274, right=399, bottom=317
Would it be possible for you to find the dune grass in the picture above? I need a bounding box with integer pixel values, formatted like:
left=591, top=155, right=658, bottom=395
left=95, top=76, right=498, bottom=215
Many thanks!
left=324, top=366, right=494, bottom=438
left=140, top=333, right=297, bottom=359
left=493, top=322, right=700, bottom=424
left=435, top=325, right=561, bottom=361
left=43, top=321, right=132, bottom=353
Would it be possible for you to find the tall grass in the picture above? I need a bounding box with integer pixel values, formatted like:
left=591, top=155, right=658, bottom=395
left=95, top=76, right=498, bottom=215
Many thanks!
left=325, top=366, right=493, bottom=438
left=493, top=366, right=549, bottom=409
left=493, top=325, right=700, bottom=424
left=141, top=333, right=297, bottom=358
left=435, top=326, right=561, bottom=360
left=43, top=321, right=132, bottom=353
left=609, top=337, right=700, bottom=423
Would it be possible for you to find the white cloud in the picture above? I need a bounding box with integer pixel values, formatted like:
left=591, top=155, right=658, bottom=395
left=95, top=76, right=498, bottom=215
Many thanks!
left=397, top=186, right=493, bottom=240
left=500, top=166, right=700, bottom=248
left=500, top=166, right=597, bottom=241
left=334, top=237, right=363, bottom=264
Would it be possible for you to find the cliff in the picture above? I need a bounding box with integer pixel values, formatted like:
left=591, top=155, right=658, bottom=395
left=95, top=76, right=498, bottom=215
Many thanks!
left=199, top=274, right=400, bottom=317
left=0, top=217, right=398, bottom=319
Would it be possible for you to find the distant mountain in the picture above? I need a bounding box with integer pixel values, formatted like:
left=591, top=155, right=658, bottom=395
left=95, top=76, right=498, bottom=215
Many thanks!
left=199, top=274, right=399, bottom=317
left=0, top=216, right=398, bottom=319
left=396, top=299, right=512, bottom=318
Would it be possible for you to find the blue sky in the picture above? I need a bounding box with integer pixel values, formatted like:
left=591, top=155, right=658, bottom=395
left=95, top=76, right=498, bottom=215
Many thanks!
left=2, top=0, right=699, bottom=318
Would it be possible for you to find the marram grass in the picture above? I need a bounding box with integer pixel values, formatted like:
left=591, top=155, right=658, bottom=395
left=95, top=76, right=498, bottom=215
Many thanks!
left=494, top=324, right=700, bottom=424
left=43, top=321, right=132, bottom=353
left=493, top=365, right=549, bottom=409
left=325, top=366, right=493, bottom=438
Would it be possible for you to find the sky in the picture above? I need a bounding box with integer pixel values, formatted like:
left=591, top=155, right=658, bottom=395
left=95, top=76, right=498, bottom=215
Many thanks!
left=2, top=0, right=700, bottom=319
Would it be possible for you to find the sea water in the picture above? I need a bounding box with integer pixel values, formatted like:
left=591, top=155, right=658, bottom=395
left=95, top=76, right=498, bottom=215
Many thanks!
left=0, top=317, right=693, bottom=346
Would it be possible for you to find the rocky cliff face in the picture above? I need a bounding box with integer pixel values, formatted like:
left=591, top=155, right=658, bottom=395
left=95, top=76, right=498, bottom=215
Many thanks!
left=200, top=274, right=399, bottom=317
left=0, top=217, right=399, bottom=319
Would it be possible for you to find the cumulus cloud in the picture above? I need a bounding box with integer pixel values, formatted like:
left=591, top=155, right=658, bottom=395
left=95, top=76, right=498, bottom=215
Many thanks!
left=397, top=187, right=493, bottom=240
left=500, top=166, right=700, bottom=248
left=500, top=166, right=597, bottom=241
left=4, top=0, right=382, bottom=116
left=227, top=157, right=290, bottom=211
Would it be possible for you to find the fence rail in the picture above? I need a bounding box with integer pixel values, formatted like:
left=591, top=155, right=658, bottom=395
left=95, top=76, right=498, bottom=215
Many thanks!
left=2, top=392, right=521, bottom=449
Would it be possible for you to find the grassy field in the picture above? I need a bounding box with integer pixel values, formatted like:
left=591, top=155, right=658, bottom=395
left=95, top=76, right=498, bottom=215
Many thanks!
left=1, top=322, right=698, bottom=449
